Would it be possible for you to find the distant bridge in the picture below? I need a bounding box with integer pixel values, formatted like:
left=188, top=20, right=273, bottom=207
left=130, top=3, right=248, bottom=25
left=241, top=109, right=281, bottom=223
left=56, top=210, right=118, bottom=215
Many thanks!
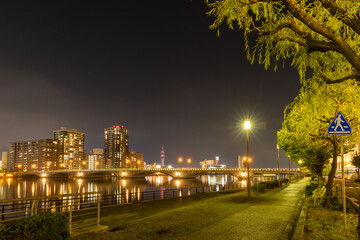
left=4, top=168, right=300, bottom=179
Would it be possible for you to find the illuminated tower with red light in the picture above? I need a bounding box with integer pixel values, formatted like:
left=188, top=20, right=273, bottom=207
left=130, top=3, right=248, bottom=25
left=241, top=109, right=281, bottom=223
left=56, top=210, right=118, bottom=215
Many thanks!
left=160, top=146, right=165, bottom=167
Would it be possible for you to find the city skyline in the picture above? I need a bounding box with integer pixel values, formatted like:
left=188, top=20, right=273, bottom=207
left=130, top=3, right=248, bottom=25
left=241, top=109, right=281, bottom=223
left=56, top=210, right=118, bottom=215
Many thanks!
left=0, top=1, right=301, bottom=168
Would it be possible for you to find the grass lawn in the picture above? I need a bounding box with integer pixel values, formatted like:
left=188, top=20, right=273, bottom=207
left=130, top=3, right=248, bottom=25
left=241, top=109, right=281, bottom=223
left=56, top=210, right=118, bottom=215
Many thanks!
left=72, top=187, right=286, bottom=240
left=304, top=206, right=359, bottom=240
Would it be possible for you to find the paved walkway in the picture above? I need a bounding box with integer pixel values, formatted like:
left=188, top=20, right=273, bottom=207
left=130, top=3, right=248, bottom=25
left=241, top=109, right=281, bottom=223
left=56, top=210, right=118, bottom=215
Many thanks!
left=185, top=178, right=309, bottom=240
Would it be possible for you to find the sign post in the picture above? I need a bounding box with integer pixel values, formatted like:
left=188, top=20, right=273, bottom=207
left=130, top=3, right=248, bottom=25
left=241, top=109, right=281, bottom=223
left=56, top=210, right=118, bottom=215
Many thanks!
left=327, top=111, right=352, bottom=231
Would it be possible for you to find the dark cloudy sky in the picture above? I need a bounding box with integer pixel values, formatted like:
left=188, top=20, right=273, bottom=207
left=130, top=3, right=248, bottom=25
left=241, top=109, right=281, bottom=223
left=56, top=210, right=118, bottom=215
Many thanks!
left=0, top=1, right=301, bottom=168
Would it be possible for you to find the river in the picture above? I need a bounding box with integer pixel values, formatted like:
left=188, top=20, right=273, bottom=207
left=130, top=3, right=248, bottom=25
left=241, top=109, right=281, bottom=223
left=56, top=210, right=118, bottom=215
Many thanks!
left=0, top=175, right=248, bottom=200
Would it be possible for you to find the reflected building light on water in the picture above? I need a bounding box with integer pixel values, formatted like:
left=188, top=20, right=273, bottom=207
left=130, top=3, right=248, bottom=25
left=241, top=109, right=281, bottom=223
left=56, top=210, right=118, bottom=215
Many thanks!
left=7, top=178, right=12, bottom=188
left=176, top=180, right=180, bottom=188
left=122, top=180, right=126, bottom=188
left=137, top=187, right=141, bottom=201
left=221, top=177, right=225, bottom=187
left=17, top=183, right=21, bottom=198
left=32, top=182, right=35, bottom=197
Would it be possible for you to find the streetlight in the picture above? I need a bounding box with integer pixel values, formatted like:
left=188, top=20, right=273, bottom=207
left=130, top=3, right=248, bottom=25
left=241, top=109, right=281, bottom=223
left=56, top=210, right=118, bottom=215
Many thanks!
left=288, top=155, right=291, bottom=183
left=277, top=144, right=280, bottom=187
left=245, top=119, right=251, bottom=200
left=178, top=158, right=183, bottom=168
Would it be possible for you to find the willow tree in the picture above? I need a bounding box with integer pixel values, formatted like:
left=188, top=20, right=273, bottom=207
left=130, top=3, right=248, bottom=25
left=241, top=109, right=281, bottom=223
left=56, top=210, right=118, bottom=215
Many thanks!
left=278, top=131, right=330, bottom=184
left=206, top=0, right=360, bottom=84
left=278, top=79, right=360, bottom=207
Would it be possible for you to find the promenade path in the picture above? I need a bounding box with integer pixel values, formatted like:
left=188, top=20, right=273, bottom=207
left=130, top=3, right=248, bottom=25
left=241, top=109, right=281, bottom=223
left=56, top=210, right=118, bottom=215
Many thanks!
left=185, top=178, right=309, bottom=240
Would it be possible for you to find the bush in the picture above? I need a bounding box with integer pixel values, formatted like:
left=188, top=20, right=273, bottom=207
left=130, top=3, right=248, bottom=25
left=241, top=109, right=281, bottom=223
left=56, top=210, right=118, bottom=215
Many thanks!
left=305, top=184, right=318, bottom=196
left=251, top=180, right=284, bottom=194
left=251, top=183, right=266, bottom=194
left=0, top=212, right=69, bottom=240
left=280, top=179, right=288, bottom=185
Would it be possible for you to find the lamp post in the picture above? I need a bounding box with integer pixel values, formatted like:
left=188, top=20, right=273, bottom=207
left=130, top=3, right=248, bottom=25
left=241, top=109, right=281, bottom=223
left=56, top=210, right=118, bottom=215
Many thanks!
left=245, top=120, right=251, bottom=200
left=288, top=155, right=291, bottom=183
left=178, top=158, right=182, bottom=168
left=277, top=144, right=280, bottom=187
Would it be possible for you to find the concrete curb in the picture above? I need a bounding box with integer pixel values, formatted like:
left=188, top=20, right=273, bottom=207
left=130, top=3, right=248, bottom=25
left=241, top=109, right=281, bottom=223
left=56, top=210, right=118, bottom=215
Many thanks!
left=292, top=196, right=309, bottom=240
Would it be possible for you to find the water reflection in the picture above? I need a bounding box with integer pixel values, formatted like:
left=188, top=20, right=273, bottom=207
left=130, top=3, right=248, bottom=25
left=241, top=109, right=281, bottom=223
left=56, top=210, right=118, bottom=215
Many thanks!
left=0, top=174, right=275, bottom=200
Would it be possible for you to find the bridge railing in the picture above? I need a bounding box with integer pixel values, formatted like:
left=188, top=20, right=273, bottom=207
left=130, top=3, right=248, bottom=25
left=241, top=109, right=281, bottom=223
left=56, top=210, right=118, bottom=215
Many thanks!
left=0, top=182, right=243, bottom=225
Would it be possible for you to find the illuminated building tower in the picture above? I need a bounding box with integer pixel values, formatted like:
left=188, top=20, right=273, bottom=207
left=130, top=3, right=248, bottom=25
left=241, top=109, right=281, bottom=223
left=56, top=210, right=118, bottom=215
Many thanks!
left=104, top=125, right=129, bottom=168
left=54, top=127, right=85, bottom=170
left=160, top=146, right=165, bottom=167
left=129, top=151, right=144, bottom=169
left=2, top=152, right=8, bottom=170
left=88, top=148, right=104, bottom=170
left=8, top=139, right=57, bottom=171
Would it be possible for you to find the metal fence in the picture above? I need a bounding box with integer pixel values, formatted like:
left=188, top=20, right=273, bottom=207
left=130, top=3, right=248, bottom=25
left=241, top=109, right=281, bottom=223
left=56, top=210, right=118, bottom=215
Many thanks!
left=0, top=182, right=243, bottom=232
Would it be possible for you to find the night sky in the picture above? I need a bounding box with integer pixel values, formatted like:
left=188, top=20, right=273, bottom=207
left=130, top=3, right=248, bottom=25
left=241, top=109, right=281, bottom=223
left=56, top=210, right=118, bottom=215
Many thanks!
left=0, top=1, right=301, bottom=168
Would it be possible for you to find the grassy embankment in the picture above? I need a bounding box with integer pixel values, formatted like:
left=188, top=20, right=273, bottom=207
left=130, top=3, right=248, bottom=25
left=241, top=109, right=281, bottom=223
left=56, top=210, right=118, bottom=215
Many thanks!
left=72, top=186, right=286, bottom=240
left=304, top=206, right=359, bottom=239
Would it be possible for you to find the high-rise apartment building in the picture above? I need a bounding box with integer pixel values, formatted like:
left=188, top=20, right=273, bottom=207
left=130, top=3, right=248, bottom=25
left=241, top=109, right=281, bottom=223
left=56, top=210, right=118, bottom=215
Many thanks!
left=8, top=139, right=57, bottom=171
left=104, top=125, right=129, bottom=168
left=54, top=127, right=85, bottom=170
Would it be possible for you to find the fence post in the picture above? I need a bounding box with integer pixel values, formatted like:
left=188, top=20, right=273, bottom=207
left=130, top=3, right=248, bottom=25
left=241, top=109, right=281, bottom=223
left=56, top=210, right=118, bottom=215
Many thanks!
left=153, top=191, right=155, bottom=200
left=1, top=205, right=4, bottom=220
left=31, top=200, right=38, bottom=216
left=173, top=190, right=175, bottom=198
left=69, top=205, right=72, bottom=235
left=97, top=193, right=101, bottom=228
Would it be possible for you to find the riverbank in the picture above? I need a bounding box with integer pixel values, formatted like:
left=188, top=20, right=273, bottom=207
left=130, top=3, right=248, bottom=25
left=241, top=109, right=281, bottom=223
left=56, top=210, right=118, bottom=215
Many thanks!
left=72, top=179, right=308, bottom=239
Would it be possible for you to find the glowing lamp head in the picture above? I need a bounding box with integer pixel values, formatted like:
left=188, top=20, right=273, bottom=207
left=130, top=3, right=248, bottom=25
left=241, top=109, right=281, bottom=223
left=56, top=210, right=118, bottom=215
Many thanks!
left=178, top=158, right=183, bottom=163
left=187, top=158, right=191, bottom=163
left=299, top=160, right=302, bottom=164
left=244, top=120, right=251, bottom=130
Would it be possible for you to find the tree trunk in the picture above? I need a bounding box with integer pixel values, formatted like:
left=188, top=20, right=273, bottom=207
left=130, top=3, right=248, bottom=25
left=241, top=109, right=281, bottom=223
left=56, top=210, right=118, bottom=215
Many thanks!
left=358, top=168, right=359, bottom=181
left=324, top=138, right=338, bottom=208
left=318, top=170, right=323, bottom=185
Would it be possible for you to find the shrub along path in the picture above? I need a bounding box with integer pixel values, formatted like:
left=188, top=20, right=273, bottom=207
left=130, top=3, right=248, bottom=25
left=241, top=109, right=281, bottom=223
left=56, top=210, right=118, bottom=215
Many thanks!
left=72, top=178, right=309, bottom=240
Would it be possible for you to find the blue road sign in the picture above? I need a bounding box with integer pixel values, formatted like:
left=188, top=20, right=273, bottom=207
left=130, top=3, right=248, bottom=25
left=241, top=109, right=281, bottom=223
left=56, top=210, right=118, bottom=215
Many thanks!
left=327, top=112, right=352, bottom=135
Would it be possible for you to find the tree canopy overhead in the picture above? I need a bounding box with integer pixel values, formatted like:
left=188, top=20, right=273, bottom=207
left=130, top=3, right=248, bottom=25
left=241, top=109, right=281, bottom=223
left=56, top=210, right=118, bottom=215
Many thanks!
left=206, top=0, right=360, bottom=84
left=277, top=79, right=360, bottom=206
